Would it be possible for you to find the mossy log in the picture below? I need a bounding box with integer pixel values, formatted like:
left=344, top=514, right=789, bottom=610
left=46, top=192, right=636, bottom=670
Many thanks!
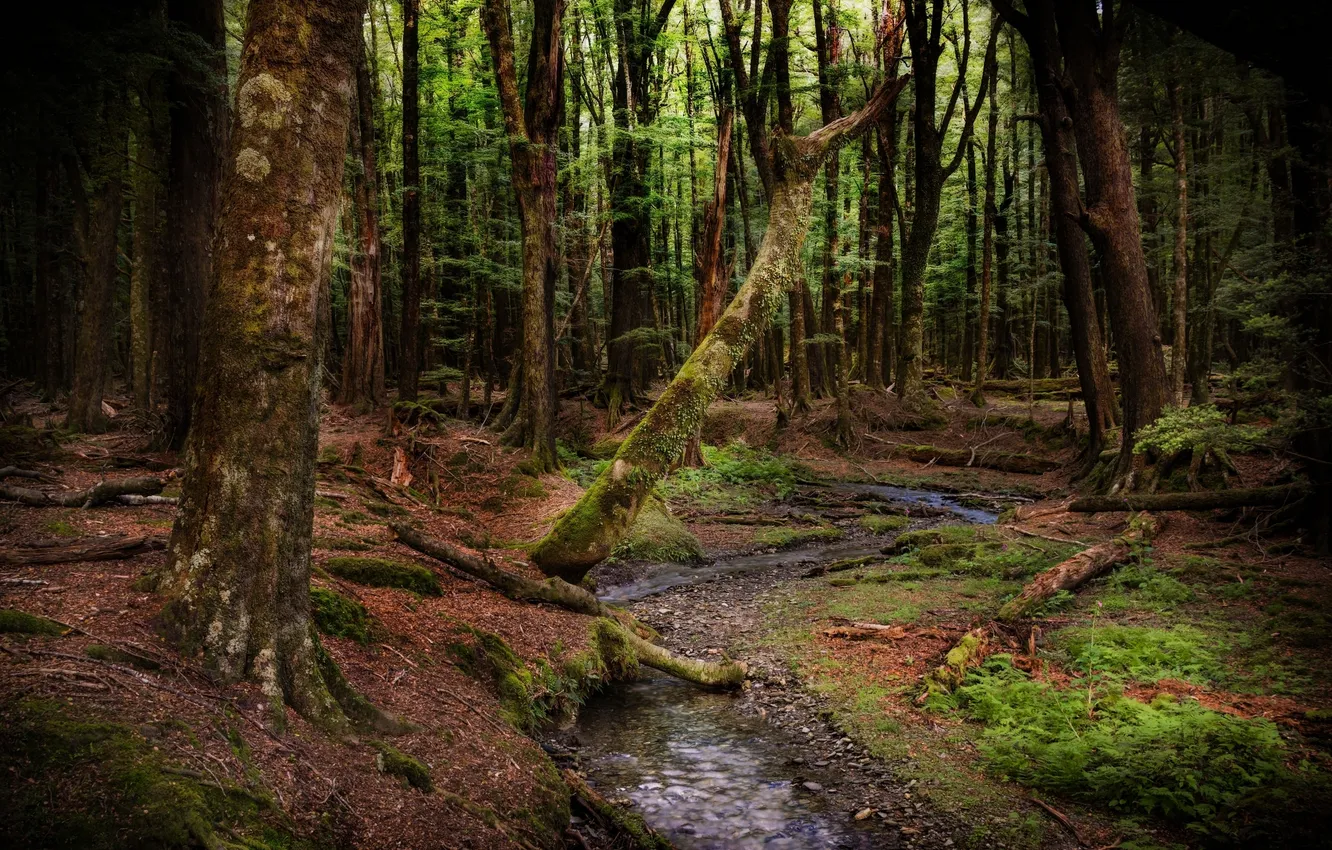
left=0, top=477, right=164, bottom=508
left=996, top=513, right=1161, bottom=622
left=391, top=523, right=746, bottom=688
left=1068, top=485, right=1306, bottom=513
left=922, top=629, right=987, bottom=697
left=881, top=444, right=1060, bottom=474
left=528, top=76, right=910, bottom=583
left=0, top=535, right=166, bottom=567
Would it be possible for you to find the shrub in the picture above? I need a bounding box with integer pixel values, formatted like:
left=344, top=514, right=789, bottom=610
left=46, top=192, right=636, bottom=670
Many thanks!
left=1133, top=404, right=1262, bottom=457
left=324, top=557, right=440, bottom=596
left=1053, top=625, right=1224, bottom=685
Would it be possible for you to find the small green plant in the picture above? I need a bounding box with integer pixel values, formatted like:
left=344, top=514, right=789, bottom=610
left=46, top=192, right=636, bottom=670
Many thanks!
left=42, top=519, right=79, bottom=538
left=324, top=557, right=441, bottom=596
left=1133, top=404, right=1262, bottom=457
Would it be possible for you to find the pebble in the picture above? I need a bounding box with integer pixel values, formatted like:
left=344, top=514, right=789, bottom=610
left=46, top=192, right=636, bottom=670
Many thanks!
left=802, top=781, right=823, bottom=792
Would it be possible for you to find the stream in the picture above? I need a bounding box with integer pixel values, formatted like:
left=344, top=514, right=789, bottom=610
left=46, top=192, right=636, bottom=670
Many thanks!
left=567, top=487, right=1003, bottom=849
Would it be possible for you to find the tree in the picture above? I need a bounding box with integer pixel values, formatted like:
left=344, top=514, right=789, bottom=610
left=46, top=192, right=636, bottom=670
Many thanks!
left=1054, top=0, right=1167, bottom=487
left=1168, top=77, right=1189, bottom=405
left=994, top=0, right=1117, bottom=464
left=896, top=0, right=995, bottom=409
left=398, top=0, right=422, bottom=402
left=157, top=0, right=392, bottom=732
left=340, top=44, right=387, bottom=410
left=479, top=0, right=564, bottom=471
left=971, top=33, right=998, bottom=405
left=162, top=0, right=227, bottom=450
left=531, top=73, right=910, bottom=581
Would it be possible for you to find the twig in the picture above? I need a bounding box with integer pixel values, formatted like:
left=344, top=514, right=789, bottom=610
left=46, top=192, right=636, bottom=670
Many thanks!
left=1031, top=797, right=1087, bottom=847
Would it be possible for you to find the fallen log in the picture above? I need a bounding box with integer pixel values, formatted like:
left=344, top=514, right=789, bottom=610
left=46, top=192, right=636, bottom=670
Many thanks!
left=997, top=513, right=1161, bottom=622
left=878, top=443, right=1060, bottom=475
left=391, top=523, right=746, bottom=688
left=1068, top=485, right=1305, bottom=514
left=0, top=477, right=164, bottom=508
left=921, top=628, right=988, bottom=698
left=0, top=466, right=56, bottom=482
left=0, top=535, right=166, bottom=567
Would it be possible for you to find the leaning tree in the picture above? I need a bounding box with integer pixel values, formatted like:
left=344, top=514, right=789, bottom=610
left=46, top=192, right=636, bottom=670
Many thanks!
left=531, top=60, right=911, bottom=580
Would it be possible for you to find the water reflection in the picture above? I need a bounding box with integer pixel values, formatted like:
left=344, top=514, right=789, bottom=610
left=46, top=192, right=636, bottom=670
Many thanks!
left=572, top=677, right=891, bottom=849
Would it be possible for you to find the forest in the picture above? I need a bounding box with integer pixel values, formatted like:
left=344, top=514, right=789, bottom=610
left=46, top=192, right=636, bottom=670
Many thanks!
left=0, top=0, right=1329, bottom=847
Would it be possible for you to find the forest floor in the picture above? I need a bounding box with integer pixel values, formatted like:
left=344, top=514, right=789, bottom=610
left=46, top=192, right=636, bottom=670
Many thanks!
left=0, top=381, right=1329, bottom=849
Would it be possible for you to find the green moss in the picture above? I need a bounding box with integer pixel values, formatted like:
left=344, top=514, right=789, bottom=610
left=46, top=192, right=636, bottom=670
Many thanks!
left=338, top=510, right=374, bottom=525
left=612, top=496, right=704, bottom=563
left=313, top=496, right=340, bottom=509
left=859, top=514, right=909, bottom=534
left=312, top=535, right=374, bottom=551
left=501, top=473, right=548, bottom=499
left=85, top=644, right=161, bottom=671
left=310, top=587, right=373, bottom=644
left=325, top=557, right=440, bottom=596
left=753, top=525, right=843, bottom=548
left=373, top=743, right=433, bottom=792
left=0, top=699, right=303, bottom=849
left=42, top=518, right=80, bottom=537
left=0, top=608, right=67, bottom=636
left=364, top=500, right=408, bottom=517
left=892, top=524, right=981, bottom=551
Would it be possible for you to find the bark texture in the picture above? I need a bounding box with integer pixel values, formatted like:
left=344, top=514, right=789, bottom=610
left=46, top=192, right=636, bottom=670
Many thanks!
left=398, top=0, right=422, bottom=402
left=158, top=0, right=375, bottom=733
left=531, top=77, right=909, bottom=581
left=1068, top=485, right=1307, bottom=513
left=0, top=535, right=166, bottom=567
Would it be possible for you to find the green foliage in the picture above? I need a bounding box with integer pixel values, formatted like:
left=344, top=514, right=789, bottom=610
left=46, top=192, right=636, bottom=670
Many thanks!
left=1099, top=559, right=1196, bottom=611
left=859, top=514, right=910, bottom=534
left=310, top=587, right=373, bottom=644
left=42, top=519, right=79, bottom=537
left=373, top=743, right=433, bottom=792
left=324, top=557, right=441, bottom=596
left=1133, top=405, right=1262, bottom=457
left=662, top=442, right=807, bottom=506
left=0, top=608, right=66, bottom=636
left=951, top=657, right=1320, bottom=843
left=1053, top=625, right=1224, bottom=685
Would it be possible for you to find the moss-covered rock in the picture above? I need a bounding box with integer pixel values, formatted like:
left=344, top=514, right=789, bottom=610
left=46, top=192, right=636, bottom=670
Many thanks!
left=0, top=699, right=302, bottom=849
left=0, top=608, right=67, bottom=636
left=860, top=514, right=910, bottom=534
left=373, top=743, right=433, bottom=792
left=753, top=526, right=843, bottom=549
left=612, top=497, right=704, bottom=563
left=325, top=556, right=441, bottom=596
left=890, top=524, right=981, bottom=553
left=310, top=587, right=373, bottom=644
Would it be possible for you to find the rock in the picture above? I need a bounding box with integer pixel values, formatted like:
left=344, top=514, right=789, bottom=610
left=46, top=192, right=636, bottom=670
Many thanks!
left=802, top=781, right=823, bottom=792
left=855, top=808, right=874, bottom=821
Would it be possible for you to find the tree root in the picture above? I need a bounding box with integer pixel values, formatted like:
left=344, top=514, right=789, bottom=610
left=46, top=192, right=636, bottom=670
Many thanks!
left=0, top=477, right=164, bottom=508
left=391, top=523, right=746, bottom=688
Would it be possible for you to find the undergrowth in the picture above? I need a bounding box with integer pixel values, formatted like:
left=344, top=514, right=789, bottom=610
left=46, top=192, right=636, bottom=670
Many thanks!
left=944, top=655, right=1328, bottom=844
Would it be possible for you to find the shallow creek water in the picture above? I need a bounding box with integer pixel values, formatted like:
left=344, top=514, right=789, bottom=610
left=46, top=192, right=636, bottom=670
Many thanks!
left=572, top=488, right=1002, bottom=848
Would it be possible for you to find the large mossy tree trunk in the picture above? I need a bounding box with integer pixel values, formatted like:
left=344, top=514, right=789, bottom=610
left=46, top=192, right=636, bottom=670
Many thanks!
left=162, top=0, right=226, bottom=450
left=339, top=46, right=386, bottom=410
left=480, top=0, right=563, bottom=472
left=158, top=0, right=370, bottom=733
left=531, top=76, right=909, bottom=581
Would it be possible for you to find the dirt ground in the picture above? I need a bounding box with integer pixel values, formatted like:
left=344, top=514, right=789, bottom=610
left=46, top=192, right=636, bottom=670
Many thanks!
left=1, top=382, right=1327, bottom=849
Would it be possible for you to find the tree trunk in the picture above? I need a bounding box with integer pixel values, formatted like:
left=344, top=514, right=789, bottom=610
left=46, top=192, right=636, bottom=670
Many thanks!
left=1054, top=0, right=1168, bottom=487
left=480, top=0, right=563, bottom=472
left=398, top=0, right=422, bottom=402
left=973, top=41, right=998, bottom=405
left=1169, top=79, right=1189, bottom=406
left=162, top=0, right=226, bottom=450
left=66, top=102, right=126, bottom=435
left=339, top=45, right=386, bottom=410
left=157, top=0, right=385, bottom=734
left=130, top=79, right=168, bottom=413
left=531, top=77, right=909, bottom=581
